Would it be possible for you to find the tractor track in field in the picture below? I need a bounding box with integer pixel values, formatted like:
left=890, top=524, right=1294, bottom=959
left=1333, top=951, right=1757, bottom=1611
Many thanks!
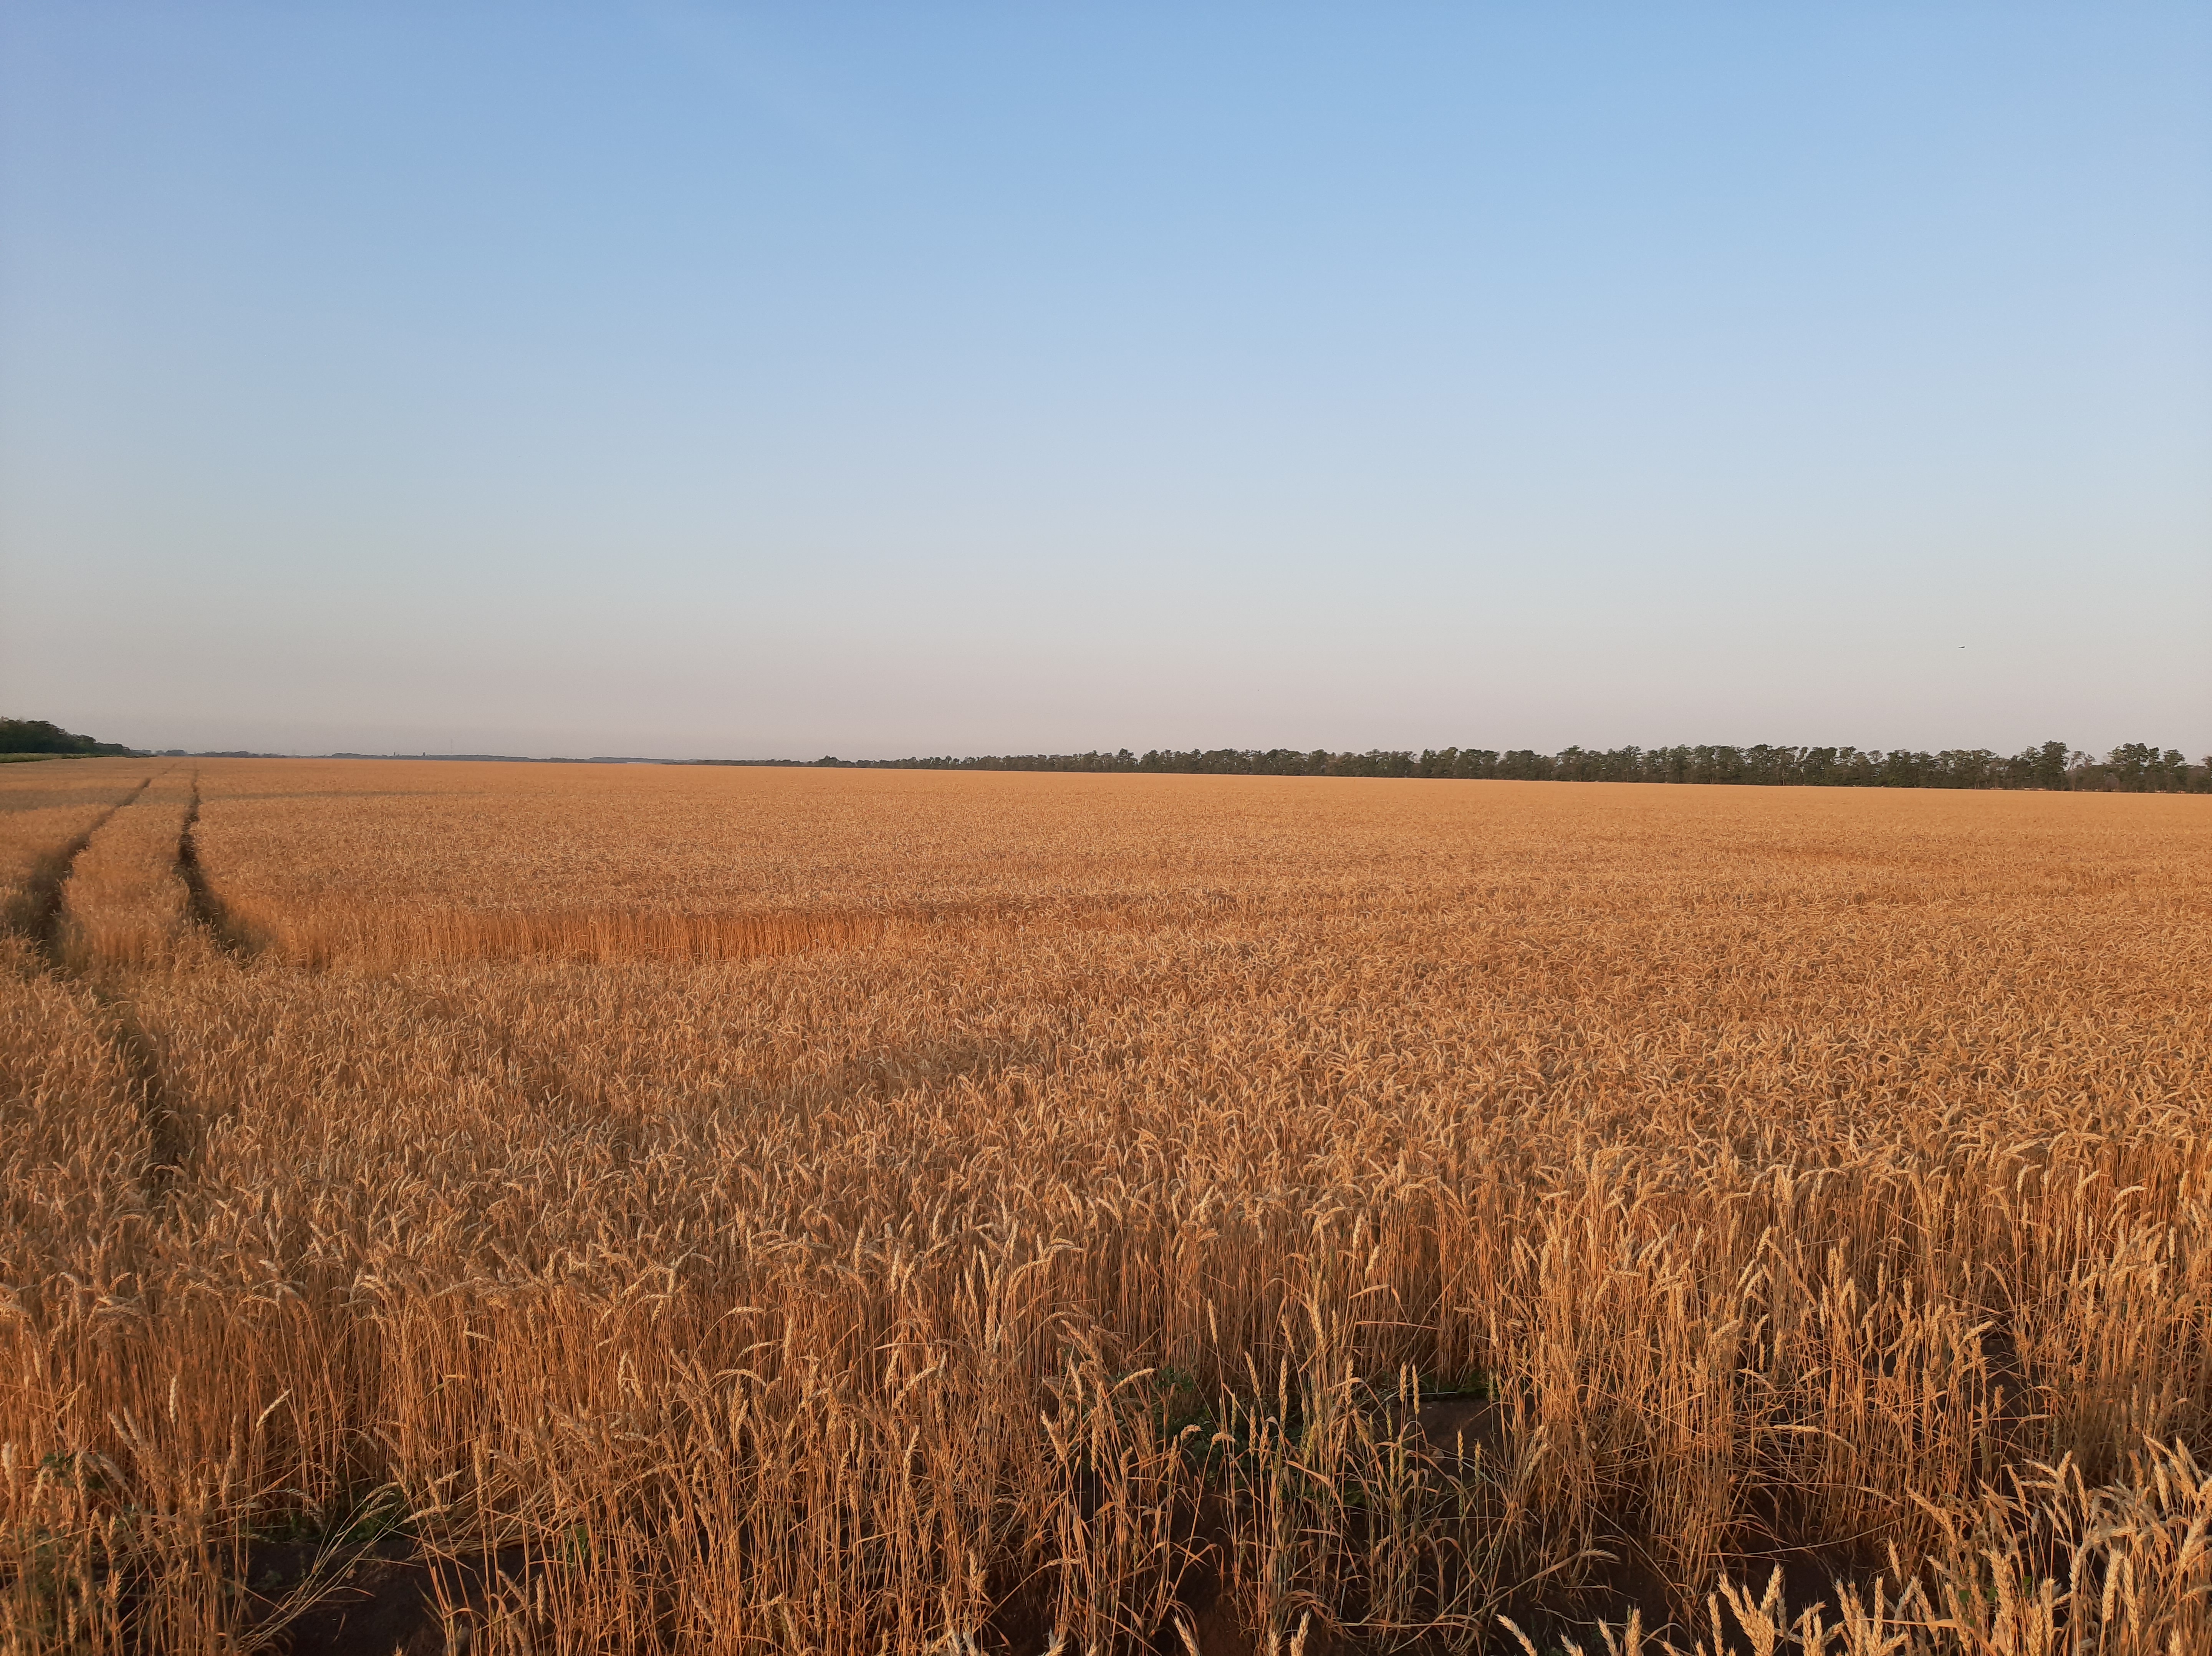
left=113, top=997, right=190, bottom=1203
left=179, top=775, right=253, bottom=955
left=5, top=772, right=201, bottom=1206
left=8, top=775, right=151, bottom=964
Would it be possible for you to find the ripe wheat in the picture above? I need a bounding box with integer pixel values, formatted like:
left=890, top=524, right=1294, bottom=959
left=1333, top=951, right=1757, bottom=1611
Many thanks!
left=2, top=759, right=2207, bottom=1654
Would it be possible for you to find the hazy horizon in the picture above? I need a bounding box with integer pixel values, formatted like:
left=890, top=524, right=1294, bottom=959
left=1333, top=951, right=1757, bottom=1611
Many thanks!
left=72, top=737, right=2198, bottom=768
left=5, top=5, right=2208, bottom=760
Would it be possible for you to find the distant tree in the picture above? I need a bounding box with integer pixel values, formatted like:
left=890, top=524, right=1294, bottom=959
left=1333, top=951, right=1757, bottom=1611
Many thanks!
left=2104, top=743, right=2159, bottom=792
left=2025, top=740, right=2070, bottom=790
left=0, top=717, right=139, bottom=756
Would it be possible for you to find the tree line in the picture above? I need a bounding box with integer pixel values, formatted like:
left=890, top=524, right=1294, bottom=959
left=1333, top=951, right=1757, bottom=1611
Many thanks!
left=776, top=741, right=2212, bottom=792
left=8, top=715, right=2204, bottom=791
left=0, top=717, right=139, bottom=757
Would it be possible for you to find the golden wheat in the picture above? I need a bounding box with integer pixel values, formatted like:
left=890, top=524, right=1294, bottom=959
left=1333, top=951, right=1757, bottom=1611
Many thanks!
left=1, top=759, right=2207, bottom=1654
left=0, top=760, right=151, bottom=942
left=54, top=771, right=201, bottom=971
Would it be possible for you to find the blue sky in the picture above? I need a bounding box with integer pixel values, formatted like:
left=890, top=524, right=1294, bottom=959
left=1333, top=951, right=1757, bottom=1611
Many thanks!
left=3, top=3, right=2207, bottom=758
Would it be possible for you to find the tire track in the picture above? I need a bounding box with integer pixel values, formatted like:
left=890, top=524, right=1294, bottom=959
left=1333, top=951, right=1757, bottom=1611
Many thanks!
left=114, top=1000, right=190, bottom=1203
left=5, top=773, right=195, bottom=1206
left=179, top=774, right=252, bottom=955
left=7, top=775, right=151, bottom=965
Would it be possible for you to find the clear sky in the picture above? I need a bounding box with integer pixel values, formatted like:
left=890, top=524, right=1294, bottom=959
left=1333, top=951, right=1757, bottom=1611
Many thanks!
left=3, top=3, right=2208, bottom=760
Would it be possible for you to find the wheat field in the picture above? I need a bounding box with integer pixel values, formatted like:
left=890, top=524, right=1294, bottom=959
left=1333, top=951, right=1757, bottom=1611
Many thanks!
left=2, top=758, right=2208, bottom=1656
